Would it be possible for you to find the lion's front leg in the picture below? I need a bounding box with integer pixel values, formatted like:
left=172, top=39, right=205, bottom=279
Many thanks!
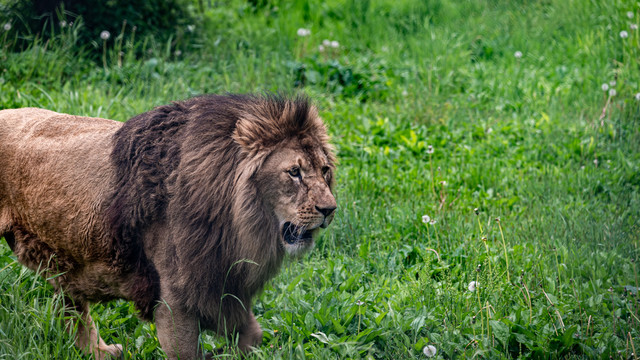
left=237, top=312, right=263, bottom=352
left=155, top=302, right=201, bottom=360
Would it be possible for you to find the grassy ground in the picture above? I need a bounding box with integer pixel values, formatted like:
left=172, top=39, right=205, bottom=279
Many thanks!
left=1, top=0, right=639, bottom=358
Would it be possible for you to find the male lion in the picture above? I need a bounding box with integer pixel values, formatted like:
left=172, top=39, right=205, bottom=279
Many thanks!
left=0, top=94, right=337, bottom=359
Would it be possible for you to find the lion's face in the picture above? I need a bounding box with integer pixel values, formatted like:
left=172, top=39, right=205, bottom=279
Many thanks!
left=256, top=144, right=336, bottom=256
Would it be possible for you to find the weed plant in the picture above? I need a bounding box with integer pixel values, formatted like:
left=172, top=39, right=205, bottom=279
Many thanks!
left=0, top=0, right=639, bottom=358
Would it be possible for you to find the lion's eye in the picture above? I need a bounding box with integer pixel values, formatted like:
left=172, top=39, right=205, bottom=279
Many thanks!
left=321, top=166, right=330, bottom=176
left=288, top=167, right=301, bottom=178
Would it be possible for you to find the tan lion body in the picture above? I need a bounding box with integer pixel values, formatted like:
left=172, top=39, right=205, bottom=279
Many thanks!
left=0, top=95, right=336, bottom=359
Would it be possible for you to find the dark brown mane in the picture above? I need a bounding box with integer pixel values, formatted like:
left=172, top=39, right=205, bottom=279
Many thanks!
left=106, top=93, right=329, bottom=323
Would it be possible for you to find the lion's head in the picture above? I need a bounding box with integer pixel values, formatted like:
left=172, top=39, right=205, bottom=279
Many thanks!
left=231, top=94, right=337, bottom=257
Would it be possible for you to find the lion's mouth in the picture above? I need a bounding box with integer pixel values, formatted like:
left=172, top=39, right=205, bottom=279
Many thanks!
left=282, top=222, right=314, bottom=245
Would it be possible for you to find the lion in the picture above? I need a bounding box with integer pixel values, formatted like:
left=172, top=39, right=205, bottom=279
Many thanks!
left=0, top=94, right=337, bottom=359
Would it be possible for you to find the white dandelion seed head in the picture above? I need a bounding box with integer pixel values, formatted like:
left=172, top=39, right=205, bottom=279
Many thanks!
left=422, top=215, right=431, bottom=224
left=601, top=83, right=609, bottom=91
left=423, top=345, right=437, bottom=357
left=318, top=44, right=325, bottom=52
left=609, top=80, right=616, bottom=87
left=609, top=89, right=617, bottom=97
left=322, top=39, right=330, bottom=47
left=628, top=11, right=634, bottom=19
left=635, top=93, right=640, bottom=101
left=174, top=50, right=182, bottom=56
left=330, top=40, right=339, bottom=48
left=514, top=50, right=523, bottom=59
left=429, top=219, right=437, bottom=225
left=297, top=28, right=311, bottom=37
left=468, top=281, right=478, bottom=292
left=427, top=145, right=434, bottom=154
left=100, top=30, right=111, bottom=40
left=631, top=24, right=639, bottom=30
left=3, top=22, right=11, bottom=31
left=620, top=30, right=629, bottom=38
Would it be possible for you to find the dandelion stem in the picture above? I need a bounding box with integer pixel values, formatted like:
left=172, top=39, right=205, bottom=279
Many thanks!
left=424, top=248, right=440, bottom=262
left=519, top=282, right=533, bottom=324
left=497, top=220, right=510, bottom=283
left=429, top=153, right=436, bottom=198
left=102, top=41, right=107, bottom=70
left=554, top=247, right=563, bottom=300
left=629, top=332, right=638, bottom=360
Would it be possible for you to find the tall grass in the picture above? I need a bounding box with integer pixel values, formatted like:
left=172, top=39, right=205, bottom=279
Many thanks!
left=1, top=0, right=639, bottom=358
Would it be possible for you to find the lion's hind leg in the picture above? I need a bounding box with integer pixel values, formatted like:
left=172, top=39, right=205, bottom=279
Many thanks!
left=65, top=298, right=123, bottom=359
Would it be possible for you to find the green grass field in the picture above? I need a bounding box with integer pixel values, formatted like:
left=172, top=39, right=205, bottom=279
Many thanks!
left=1, top=0, right=639, bottom=358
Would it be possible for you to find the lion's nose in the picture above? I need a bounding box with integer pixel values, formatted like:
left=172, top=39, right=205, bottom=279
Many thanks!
left=316, top=205, right=336, bottom=217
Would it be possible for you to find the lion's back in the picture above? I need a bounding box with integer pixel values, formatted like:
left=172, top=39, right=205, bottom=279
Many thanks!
left=0, top=108, right=121, bottom=260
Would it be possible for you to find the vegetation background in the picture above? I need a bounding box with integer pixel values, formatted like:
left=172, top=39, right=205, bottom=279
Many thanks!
left=1, top=0, right=639, bottom=358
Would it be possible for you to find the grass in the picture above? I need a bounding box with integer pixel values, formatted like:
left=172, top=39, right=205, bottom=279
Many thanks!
left=1, top=0, right=639, bottom=358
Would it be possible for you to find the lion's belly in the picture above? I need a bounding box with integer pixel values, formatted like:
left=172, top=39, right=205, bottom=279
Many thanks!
left=0, top=108, right=125, bottom=298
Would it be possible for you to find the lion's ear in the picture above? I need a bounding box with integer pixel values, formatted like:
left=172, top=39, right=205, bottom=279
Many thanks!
left=232, top=105, right=291, bottom=153
left=232, top=117, right=272, bottom=154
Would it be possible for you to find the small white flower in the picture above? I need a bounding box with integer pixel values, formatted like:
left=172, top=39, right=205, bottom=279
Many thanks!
left=100, top=30, right=111, bottom=40
left=187, top=24, right=195, bottom=32
left=322, top=39, right=330, bottom=47
left=514, top=50, right=523, bottom=59
left=429, top=219, right=437, bottom=225
left=620, top=30, right=629, bottom=38
left=297, top=28, right=311, bottom=37
left=402, top=90, right=408, bottom=97
left=3, top=22, right=11, bottom=31
left=59, top=20, right=67, bottom=28
left=318, top=45, right=325, bottom=52
left=330, top=40, right=339, bottom=48
left=427, top=145, right=434, bottom=154
left=594, top=158, right=599, bottom=166
left=635, top=93, right=640, bottom=101
left=355, top=300, right=364, bottom=306
left=609, top=89, right=617, bottom=97
left=174, top=50, right=182, bottom=56
left=423, top=345, right=437, bottom=357
left=609, top=80, right=616, bottom=87
left=468, top=281, right=478, bottom=292
left=440, top=181, right=447, bottom=186
left=628, top=11, right=634, bottom=19
left=631, top=24, right=639, bottom=30
left=422, top=215, right=431, bottom=224
left=601, top=83, right=609, bottom=91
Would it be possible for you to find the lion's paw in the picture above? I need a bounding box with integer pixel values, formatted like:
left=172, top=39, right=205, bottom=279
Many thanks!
left=97, top=343, right=123, bottom=359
